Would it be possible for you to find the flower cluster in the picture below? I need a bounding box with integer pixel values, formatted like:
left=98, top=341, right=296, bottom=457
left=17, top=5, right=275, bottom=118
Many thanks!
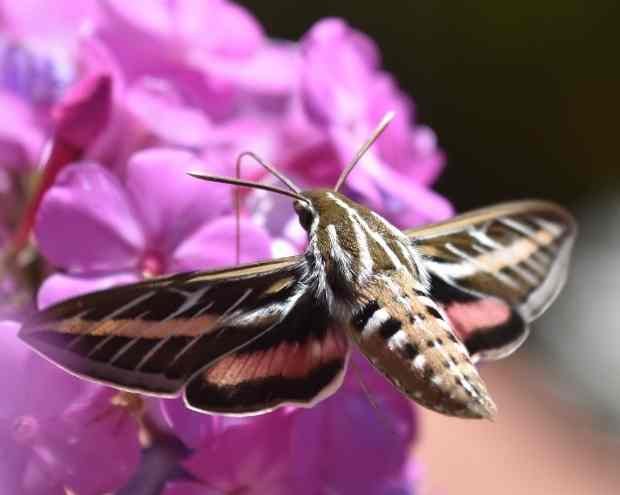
left=162, top=353, right=419, bottom=495
left=1, top=1, right=449, bottom=493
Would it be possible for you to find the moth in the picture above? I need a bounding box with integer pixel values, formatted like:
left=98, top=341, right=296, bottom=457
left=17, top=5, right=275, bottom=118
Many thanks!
left=19, top=113, right=576, bottom=419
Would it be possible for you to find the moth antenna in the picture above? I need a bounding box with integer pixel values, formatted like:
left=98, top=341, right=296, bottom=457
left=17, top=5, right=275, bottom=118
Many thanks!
left=349, top=358, right=399, bottom=438
left=232, top=152, right=301, bottom=265
left=235, top=159, right=242, bottom=266
left=334, top=111, right=396, bottom=192
left=235, top=185, right=240, bottom=265
left=237, top=151, right=302, bottom=194
left=187, top=172, right=310, bottom=204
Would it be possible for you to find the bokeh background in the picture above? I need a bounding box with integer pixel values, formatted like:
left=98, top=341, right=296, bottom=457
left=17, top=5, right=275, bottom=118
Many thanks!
left=239, top=1, right=620, bottom=494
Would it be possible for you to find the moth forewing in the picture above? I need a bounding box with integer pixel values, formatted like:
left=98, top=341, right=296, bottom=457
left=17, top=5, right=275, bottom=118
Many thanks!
left=20, top=255, right=351, bottom=412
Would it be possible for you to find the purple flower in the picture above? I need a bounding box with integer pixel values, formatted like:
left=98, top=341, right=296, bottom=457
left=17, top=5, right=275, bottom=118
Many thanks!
left=9, top=71, right=114, bottom=253
left=161, top=354, right=418, bottom=495
left=1, top=3, right=450, bottom=494
left=0, top=0, right=94, bottom=170
left=0, top=320, right=141, bottom=494
left=0, top=90, right=46, bottom=170
left=165, top=411, right=296, bottom=495
left=79, top=7, right=448, bottom=229
left=94, top=0, right=295, bottom=103
left=53, top=72, right=113, bottom=151
left=0, top=268, right=28, bottom=321
left=34, top=147, right=273, bottom=307
left=294, top=18, right=451, bottom=227
left=0, top=1, right=97, bottom=48
left=287, top=352, right=418, bottom=494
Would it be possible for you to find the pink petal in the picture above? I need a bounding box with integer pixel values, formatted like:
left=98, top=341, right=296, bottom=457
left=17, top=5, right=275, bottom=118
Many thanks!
left=163, top=481, right=219, bottom=495
left=171, top=215, right=273, bottom=271
left=0, top=0, right=99, bottom=43
left=368, top=165, right=454, bottom=227
left=0, top=92, right=45, bottom=170
left=94, top=0, right=178, bottom=79
left=53, top=388, right=141, bottom=495
left=183, top=411, right=293, bottom=491
left=35, top=163, right=144, bottom=273
left=0, top=321, right=30, bottom=416
left=175, top=0, right=265, bottom=58
left=98, top=0, right=172, bottom=39
left=125, top=79, right=212, bottom=148
left=300, top=18, right=377, bottom=126
left=22, top=353, right=87, bottom=419
left=37, top=272, right=139, bottom=309
left=198, top=42, right=300, bottom=95
left=159, top=398, right=218, bottom=450
left=53, top=73, right=113, bottom=150
left=331, top=128, right=453, bottom=226
left=124, top=148, right=229, bottom=255
left=288, top=352, right=416, bottom=494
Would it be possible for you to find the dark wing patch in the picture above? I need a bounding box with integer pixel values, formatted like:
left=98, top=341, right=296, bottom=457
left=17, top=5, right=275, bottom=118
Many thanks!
left=428, top=274, right=528, bottom=362
left=19, top=257, right=308, bottom=397
left=185, top=310, right=349, bottom=415
left=407, top=200, right=576, bottom=362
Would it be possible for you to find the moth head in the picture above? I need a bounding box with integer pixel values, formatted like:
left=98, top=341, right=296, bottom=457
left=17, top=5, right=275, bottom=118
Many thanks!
left=293, top=198, right=316, bottom=231
left=296, top=189, right=353, bottom=234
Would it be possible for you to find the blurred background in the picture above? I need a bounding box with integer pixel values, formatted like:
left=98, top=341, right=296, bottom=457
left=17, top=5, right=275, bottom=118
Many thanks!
left=240, top=1, right=620, bottom=494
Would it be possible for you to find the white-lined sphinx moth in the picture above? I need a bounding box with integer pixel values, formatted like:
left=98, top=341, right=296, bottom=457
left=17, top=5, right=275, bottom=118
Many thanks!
left=19, top=113, right=576, bottom=419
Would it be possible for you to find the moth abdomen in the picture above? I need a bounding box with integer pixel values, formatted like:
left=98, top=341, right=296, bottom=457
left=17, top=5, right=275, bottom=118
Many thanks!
left=347, top=272, right=497, bottom=420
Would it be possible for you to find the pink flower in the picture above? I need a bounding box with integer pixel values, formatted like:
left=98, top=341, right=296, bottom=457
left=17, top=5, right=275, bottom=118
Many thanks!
left=10, top=71, right=113, bottom=251
left=34, top=147, right=273, bottom=307
left=94, top=0, right=295, bottom=103
left=1, top=3, right=447, bottom=493
left=0, top=89, right=46, bottom=170
left=0, top=320, right=141, bottom=494
left=161, top=354, right=418, bottom=495
left=66, top=7, right=448, bottom=228
left=0, top=0, right=96, bottom=170
left=165, top=411, right=297, bottom=495
left=294, top=18, right=451, bottom=227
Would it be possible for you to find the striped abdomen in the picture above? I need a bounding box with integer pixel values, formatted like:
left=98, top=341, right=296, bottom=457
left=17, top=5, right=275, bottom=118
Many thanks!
left=345, top=271, right=497, bottom=419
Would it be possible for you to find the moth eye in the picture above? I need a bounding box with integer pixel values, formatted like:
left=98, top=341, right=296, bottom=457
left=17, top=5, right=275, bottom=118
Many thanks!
left=294, top=202, right=314, bottom=231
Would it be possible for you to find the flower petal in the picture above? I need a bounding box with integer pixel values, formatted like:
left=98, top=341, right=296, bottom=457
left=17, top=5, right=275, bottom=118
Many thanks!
left=331, top=128, right=453, bottom=226
left=124, top=148, right=229, bottom=255
left=39, top=388, right=141, bottom=495
left=0, top=92, right=45, bottom=170
left=0, top=321, right=29, bottom=416
left=183, top=411, right=293, bottom=492
left=22, top=353, right=87, bottom=419
left=163, top=480, right=219, bottom=495
left=159, top=398, right=218, bottom=450
left=198, top=42, right=300, bottom=96
left=125, top=79, right=212, bottom=148
left=175, top=0, right=264, bottom=58
left=53, top=73, right=113, bottom=150
left=300, top=18, right=378, bottom=126
left=368, top=164, right=454, bottom=227
left=288, top=352, right=416, bottom=494
left=35, top=163, right=144, bottom=272
left=37, top=271, right=139, bottom=309
left=21, top=387, right=140, bottom=495
left=95, top=0, right=178, bottom=78
left=171, top=215, right=272, bottom=271
left=0, top=0, right=98, bottom=43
